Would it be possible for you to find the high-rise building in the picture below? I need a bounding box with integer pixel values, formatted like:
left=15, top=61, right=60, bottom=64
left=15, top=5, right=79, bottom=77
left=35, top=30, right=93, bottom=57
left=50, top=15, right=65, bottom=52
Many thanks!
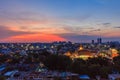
left=92, top=40, right=94, bottom=44
left=99, top=38, right=102, bottom=44
left=97, top=38, right=102, bottom=44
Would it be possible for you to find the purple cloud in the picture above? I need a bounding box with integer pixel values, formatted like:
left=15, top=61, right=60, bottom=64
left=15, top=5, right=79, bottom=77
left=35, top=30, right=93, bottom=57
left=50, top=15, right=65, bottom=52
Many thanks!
left=0, top=25, right=34, bottom=39
left=58, top=33, right=120, bottom=42
left=115, top=26, right=120, bottom=28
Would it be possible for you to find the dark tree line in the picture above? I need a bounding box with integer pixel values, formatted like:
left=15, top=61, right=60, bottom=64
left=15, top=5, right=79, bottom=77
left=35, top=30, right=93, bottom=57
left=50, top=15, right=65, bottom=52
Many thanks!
left=1, top=51, right=120, bottom=79
left=43, top=55, right=120, bottom=78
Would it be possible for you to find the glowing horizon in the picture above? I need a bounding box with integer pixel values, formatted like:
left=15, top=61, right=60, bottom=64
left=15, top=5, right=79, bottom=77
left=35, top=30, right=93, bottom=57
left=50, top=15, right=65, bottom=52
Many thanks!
left=0, top=0, right=120, bottom=42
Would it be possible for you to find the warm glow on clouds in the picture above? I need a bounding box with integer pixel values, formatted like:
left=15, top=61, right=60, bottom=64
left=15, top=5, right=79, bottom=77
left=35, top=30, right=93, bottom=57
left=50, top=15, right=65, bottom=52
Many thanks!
left=104, top=32, right=120, bottom=37
left=0, top=0, right=120, bottom=42
left=0, top=33, right=66, bottom=42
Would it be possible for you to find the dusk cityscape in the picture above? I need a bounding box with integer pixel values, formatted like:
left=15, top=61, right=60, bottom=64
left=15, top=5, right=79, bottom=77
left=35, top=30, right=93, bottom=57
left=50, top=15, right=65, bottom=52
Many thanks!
left=0, top=0, right=120, bottom=80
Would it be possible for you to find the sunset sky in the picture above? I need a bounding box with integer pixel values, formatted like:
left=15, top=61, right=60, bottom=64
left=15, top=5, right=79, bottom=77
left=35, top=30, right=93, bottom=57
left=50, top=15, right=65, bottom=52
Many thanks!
left=0, top=0, right=120, bottom=42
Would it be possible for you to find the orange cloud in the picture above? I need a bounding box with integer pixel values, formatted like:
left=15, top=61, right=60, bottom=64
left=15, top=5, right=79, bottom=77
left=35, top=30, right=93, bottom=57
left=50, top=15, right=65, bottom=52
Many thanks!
left=107, top=31, right=120, bottom=37
left=1, top=33, right=66, bottom=42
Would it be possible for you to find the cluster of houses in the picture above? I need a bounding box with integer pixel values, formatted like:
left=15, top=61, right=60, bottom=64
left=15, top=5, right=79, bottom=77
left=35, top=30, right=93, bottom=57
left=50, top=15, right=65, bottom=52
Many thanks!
left=0, top=41, right=120, bottom=80
left=0, top=41, right=119, bottom=58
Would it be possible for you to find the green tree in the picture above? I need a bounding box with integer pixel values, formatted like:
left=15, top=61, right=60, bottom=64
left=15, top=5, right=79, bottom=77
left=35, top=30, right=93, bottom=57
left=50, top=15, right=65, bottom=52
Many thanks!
left=0, top=54, right=9, bottom=64
left=88, top=64, right=101, bottom=78
left=113, top=56, right=120, bottom=65
left=99, top=66, right=112, bottom=78
left=70, top=58, right=88, bottom=74
left=44, top=54, right=72, bottom=71
left=0, top=76, right=6, bottom=80
left=87, top=56, right=110, bottom=66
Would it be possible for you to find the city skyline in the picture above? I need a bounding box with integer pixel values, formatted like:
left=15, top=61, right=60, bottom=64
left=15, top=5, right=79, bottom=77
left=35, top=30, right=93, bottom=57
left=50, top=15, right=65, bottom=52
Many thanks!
left=0, top=0, right=120, bottom=42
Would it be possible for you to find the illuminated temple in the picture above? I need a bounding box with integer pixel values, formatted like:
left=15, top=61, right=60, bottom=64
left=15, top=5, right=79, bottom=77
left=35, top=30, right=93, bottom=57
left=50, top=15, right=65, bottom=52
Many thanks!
left=64, top=45, right=94, bottom=60
left=64, top=45, right=119, bottom=60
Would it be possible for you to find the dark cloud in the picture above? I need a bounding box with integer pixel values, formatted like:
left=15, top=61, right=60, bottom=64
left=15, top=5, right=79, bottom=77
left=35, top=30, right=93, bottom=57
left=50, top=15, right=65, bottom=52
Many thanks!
left=102, top=23, right=111, bottom=25
left=102, top=37, right=120, bottom=42
left=58, top=33, right=98, bottom=42
left=0, top=25, right=34, bottom=39
left=80, top=29, right=101, bottom=35
left=0, top=10, right=49, bottom=24
left=97, top=23, right=111, bottom=27
left=19, top=26, right=29, bottom=29
left=58, top=33, right=120, bottom=42
left=61, top=24, right=94, bottom=33
left=19, top=26, right=48, bottom=30
left=59, top=14, right=92, bottom=22
left=60, top=24, right=102, bottom=36
left=90, top=29, right=101, bottom=32
left=115, top=26, right=120, bottom=28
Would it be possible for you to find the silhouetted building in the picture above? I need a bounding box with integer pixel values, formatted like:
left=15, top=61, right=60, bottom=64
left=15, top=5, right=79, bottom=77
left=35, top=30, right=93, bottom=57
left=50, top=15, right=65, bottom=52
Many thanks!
left=92, top=40, right=95, bottom=44
left=97, top=38, right=102, bottom=44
